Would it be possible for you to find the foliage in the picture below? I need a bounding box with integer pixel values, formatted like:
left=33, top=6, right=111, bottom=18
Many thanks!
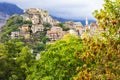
left=73, top=35, right=120, bottom=80
left=16, top=46, right=35, bottom=79
left=26, top=34, right=83, bottom=80
left=43, top=22, right=52, bottom=31
left=23, top=20, right=32, bottom=27
left=0, top=40, right=35, bottom=80
left=41, top=36, right=50, bottom=44
left=4, top=39, right=24, bottom=58
left=0, top=52, right=15, bottom=80
left=57, top=23, right=70, bottom=31
left=0, top=15, right=33, bottom=43
left=0, top=15, right=23, bottom=42
left=74, top=0, right=120, bottom=79
left=0, top=42, right=19, bottom=79
left=93, top=0, right=120, bottom=35
left=33, top=43, right=46, bottom=53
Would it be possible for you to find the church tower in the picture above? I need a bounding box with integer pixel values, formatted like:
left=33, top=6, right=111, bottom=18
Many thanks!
left=85, top=17, right=88, bottom=25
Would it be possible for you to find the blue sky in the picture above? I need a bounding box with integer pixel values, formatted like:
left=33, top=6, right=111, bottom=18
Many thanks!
left=0, top=0, right=104, bottom=20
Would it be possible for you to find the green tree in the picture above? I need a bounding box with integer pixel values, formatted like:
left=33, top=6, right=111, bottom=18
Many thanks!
left=0, top=53, right=16, bottom=80
left=43, top=22, right=52, bottom=31
left=26, top=34, right=83, bottom=80
left=57, top=23, right=70, bottom=31
left=16, top=46, right=35, bottom=80
left=0, top=43, right=23, bottom=80
left=23, top=20, right=32, bottom=28
left=33, top=43, right=46, bottom=54
left=0, top=40, right=36, bottom=80
left=4, top=40, right=24, bottom=58
left=41, top=36, right=50, bottom=44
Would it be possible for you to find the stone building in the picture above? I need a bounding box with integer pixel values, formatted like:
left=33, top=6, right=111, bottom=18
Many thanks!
left=31, top=24, right=44, bottom=33
left=11, top=31, right=20, bottom=39
left=20, top=24, right=30, bottom=32
left=46, top=27, right=65, bottom=42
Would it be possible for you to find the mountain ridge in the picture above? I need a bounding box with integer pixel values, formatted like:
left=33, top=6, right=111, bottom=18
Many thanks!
left=51, top=15, right=96, bottom=26
left=0, top=2, right=23, bottom=16
left=0, top=2, right=24, bottom=27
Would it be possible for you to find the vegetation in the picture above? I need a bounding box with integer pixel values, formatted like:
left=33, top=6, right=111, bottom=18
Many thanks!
left=0, top=15, right=22, bottom=42
left=0, top=15, right=32, bottom=42
left=0, top=0, right=120, bottom=80
left=0, top=40, right=35, bottom=80
left=26, top=34, right=83, bottom=80
left=43, top=22, right=52, bottom=31
left=57, top=23, right=70, bottom=31
left=74, top=0, right=120, bottom=79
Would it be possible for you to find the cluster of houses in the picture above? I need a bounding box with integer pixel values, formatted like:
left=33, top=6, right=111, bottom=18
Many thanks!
left=11, top=24, right=31, bottom=39
left=11, top=8, right=60, bottom=40
left=11, top=8, right=104, bottom=42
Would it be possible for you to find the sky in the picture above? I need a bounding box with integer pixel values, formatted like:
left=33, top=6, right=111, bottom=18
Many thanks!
left=0, top=0, right=104, bottom=20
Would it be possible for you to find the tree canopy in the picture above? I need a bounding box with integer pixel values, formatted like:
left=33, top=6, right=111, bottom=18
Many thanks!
left=26, top=34, right=83, bottom=80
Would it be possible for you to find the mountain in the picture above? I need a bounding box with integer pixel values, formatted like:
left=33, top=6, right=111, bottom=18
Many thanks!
left=73, top=19, right=96, bottom=26
left=51, top=15, right=70, bottom=22
left=0, top=2, right=23, bottom=28
left=0, top=2, right=23, bottom=16
left=51, top=15, right=96, bottom=26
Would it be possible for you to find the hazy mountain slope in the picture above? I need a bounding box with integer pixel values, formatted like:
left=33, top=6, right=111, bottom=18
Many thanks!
left=0, top=2, right=23, bottom=16
left=51, top=15, right=96, bottom=26
left=0, top=2, right=23, bottom=28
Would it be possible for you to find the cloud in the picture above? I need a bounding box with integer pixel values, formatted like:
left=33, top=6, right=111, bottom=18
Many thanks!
left=0, top=0, right=104, bottom=20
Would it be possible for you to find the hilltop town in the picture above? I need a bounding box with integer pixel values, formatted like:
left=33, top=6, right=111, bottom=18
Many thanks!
left=6, top=8, right=104, bottom=43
